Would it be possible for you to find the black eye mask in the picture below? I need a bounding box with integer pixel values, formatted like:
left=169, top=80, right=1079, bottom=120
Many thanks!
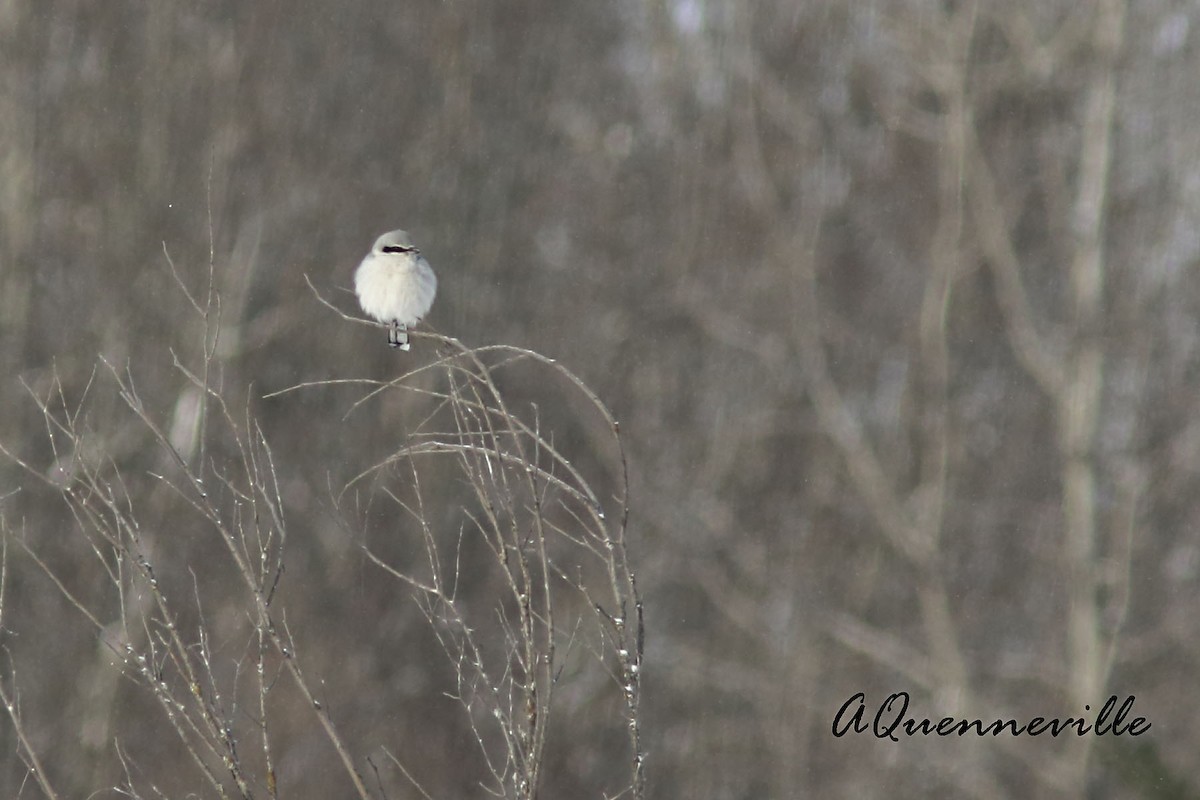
left=382, top=245, right=417, bottom=254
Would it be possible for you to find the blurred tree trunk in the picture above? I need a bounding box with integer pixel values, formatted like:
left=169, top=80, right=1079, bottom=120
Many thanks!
left=0, top=1, right=34, bottom=370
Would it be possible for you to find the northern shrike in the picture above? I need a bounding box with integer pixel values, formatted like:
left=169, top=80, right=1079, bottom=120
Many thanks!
left=354, top=229, right=437, bottom=350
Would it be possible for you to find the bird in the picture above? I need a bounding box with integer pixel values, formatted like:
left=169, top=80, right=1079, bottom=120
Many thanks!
left=354, top=229, right=437, bottom=350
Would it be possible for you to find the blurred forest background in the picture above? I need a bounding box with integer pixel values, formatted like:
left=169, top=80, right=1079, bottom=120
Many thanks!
left=3, top=0, right=1200, bottom=797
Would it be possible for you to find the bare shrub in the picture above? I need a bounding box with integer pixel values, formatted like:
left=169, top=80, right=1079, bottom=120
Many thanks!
left=0, top=259, right=644, bottom=800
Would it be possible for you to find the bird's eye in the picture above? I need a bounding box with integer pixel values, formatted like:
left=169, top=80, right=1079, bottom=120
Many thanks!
left=381, top=245, right=409, bottom=254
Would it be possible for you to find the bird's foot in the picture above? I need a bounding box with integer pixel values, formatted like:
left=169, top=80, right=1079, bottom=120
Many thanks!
left=388, top=321, right=410, bottom=350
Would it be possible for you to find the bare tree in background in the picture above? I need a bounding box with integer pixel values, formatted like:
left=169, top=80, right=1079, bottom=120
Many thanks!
left=631, top=0, right=1195, bottom=797
left=798, top=2, right=1138, bottom=794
